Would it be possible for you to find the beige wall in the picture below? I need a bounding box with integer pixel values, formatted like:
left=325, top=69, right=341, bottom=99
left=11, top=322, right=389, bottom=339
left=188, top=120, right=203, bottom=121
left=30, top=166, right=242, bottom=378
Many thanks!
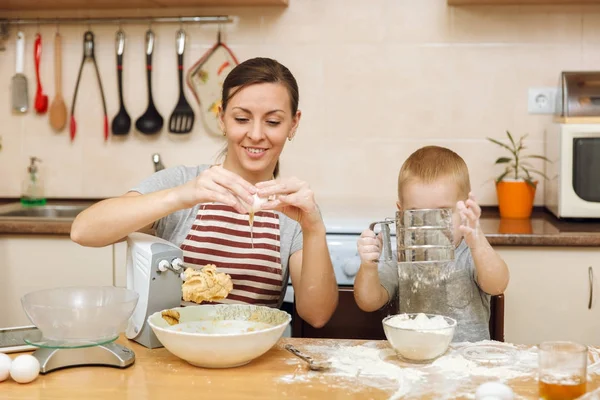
left=1, top=0, right=598, bottom=213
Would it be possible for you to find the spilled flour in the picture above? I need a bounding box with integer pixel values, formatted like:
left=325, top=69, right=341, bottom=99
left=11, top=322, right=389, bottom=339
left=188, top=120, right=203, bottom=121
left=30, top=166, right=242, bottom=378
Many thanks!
left=278, top=340, right=600, bottom=399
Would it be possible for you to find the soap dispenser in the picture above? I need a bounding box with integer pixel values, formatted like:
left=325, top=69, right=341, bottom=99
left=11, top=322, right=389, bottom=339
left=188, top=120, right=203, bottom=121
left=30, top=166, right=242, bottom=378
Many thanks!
left=21, top=156, right=46, bottom=206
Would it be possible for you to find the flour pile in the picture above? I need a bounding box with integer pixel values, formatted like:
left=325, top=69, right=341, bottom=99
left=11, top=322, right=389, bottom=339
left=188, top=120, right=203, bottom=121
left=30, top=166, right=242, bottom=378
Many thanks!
left=385, top=313, right=450, bottom=331
left=278, top=340, right=549, bottom=399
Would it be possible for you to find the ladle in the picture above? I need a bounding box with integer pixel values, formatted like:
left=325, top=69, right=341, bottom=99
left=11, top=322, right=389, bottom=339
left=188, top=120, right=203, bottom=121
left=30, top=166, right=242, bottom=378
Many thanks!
left=111, top=29, right=131, bottom=135
left=135, top=29, right=163, bottom=135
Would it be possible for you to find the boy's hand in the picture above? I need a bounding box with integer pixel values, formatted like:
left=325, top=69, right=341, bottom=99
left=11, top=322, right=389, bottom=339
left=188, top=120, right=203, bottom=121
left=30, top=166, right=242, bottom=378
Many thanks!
left=457, top=192, right=483, bottom=249
left=357, top=229, right=382, bottom=266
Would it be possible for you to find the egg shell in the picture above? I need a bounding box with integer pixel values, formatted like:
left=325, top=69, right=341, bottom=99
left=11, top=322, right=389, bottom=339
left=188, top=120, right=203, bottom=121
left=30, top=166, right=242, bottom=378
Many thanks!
left=0, top=353, right=11, bottom=382
left=249, top=193, right=267, bottom=213
left=9, top=354, right=40, bottom=384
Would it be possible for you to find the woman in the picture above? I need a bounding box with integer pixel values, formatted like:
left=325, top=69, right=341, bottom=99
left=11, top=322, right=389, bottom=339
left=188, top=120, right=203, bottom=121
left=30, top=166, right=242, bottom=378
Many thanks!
left=71, top=57, right=338, bottom=328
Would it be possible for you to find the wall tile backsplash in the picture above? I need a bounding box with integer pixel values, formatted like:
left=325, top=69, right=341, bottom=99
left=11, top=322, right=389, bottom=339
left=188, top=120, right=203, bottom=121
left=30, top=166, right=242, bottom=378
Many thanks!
left=1, top=0, right=599, bottom=212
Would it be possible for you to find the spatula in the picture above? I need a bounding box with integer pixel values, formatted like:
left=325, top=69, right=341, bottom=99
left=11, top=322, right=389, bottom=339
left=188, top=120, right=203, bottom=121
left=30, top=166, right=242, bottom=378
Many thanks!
left=11, top=31, right=28, bottom=113
left=168, top=29, right=194, bottom=134
left=49, top=32, right=67, bottom=131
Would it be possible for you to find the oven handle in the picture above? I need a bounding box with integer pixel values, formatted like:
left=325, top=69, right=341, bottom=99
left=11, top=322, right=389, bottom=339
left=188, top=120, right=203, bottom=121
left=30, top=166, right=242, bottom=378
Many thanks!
left=589, top=266, right=594, bottom=310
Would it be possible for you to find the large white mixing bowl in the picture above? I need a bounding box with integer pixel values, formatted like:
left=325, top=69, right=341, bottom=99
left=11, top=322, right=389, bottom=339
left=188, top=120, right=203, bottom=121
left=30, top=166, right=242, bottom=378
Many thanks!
left=148, top=304, right=291, bottom=368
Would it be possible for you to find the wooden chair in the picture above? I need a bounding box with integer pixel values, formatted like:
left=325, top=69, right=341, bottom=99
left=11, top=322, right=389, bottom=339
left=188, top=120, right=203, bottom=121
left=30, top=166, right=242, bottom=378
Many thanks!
left=489, top=294, right=505, bottom=342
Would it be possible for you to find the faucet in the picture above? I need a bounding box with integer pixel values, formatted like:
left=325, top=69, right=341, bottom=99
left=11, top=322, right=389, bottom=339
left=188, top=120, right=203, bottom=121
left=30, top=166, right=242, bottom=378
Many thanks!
left=152, top=153, right=165, bottom=173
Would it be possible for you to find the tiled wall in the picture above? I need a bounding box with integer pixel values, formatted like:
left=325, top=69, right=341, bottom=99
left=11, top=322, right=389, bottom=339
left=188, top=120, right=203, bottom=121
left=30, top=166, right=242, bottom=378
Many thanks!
left=1, top=0, right=598, bottom=214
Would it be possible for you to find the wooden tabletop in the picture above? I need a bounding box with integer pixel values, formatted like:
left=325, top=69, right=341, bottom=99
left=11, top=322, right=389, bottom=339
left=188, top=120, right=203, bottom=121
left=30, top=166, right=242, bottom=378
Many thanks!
left=2, top=337, right=600, bottom=399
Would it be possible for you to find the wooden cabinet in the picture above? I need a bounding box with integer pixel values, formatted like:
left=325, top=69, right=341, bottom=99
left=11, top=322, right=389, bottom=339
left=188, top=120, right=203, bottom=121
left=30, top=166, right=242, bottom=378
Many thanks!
left=496, top=246, right=600, bottom=346
left=0, top=235, right=114, bottom=327
left=449, top=0, right=600, bottom=4
left=0, top=0, right=288, bottom=11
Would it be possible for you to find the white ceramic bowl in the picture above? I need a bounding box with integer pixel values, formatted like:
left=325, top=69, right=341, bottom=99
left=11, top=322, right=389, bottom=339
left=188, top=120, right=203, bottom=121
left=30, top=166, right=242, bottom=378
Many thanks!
left=382, top=313, right=456, bottom=363
left=148, top=304, right=291, bottom=368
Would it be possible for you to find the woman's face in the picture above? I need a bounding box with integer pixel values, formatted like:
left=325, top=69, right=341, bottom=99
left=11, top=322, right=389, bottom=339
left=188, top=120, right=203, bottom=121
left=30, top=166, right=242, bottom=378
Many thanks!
left=219, top=82, right=301, bottom=179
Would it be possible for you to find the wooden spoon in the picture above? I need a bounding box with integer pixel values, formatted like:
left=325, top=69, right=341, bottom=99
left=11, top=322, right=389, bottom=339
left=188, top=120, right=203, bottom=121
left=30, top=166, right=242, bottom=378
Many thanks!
left=49, top=32, right=67, bottom=132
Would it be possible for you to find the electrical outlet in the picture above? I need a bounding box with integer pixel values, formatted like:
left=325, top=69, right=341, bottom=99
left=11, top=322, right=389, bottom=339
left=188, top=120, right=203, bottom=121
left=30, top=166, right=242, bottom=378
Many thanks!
left=528, top=87, right=558, bottom=114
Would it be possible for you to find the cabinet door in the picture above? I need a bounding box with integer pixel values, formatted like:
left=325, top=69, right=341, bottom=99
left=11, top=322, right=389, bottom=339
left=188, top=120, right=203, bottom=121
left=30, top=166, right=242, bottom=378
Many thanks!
left=0, top=235, right=114, bottom=327
left=496, top=246, right=600, bottom=345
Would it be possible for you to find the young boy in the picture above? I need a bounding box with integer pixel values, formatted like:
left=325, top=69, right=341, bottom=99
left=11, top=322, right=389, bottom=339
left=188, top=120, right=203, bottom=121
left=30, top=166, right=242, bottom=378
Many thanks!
left=354, top=146, right=509, bottom=342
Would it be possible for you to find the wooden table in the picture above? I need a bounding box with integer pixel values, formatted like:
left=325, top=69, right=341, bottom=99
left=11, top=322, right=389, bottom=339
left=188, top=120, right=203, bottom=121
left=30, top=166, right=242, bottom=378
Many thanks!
left=2, top=337, right=600, bottom=399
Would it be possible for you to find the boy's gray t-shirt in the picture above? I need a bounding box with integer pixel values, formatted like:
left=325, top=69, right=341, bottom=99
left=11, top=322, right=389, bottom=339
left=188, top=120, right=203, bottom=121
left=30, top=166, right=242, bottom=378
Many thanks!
left=378, top=240, right=491, bottom=343
left=129, top=165, right=304, bottom=306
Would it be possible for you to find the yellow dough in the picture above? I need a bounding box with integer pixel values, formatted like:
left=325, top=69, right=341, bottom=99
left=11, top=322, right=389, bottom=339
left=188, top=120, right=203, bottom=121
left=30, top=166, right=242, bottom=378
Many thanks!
left=161, top=309, right=180, bottom=326
left=182, top=264, right=233, bottom=304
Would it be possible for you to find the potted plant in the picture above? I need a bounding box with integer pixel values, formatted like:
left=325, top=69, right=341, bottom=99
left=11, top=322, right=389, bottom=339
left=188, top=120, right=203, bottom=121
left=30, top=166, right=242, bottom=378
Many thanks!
left=487, top=131, right=550, bottom=219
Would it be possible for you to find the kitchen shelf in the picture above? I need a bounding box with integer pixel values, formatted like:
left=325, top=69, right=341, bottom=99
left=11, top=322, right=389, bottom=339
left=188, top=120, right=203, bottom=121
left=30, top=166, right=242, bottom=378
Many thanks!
left=0, top=0, right=288, bottom=11
left=448, top=0, right=600, bottom=4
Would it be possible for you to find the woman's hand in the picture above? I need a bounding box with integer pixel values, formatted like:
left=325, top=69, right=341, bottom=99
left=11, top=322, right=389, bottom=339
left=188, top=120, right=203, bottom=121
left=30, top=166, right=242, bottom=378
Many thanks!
left=255, top=177, right=324, bottom=233
left=176, top=165, right=256, bottom=213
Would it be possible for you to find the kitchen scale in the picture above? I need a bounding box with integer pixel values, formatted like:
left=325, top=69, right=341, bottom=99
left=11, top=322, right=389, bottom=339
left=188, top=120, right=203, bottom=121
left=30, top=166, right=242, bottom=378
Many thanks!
left=23, top=336, right=135, bottom=374
left=12, top=232, right=185, bottom=374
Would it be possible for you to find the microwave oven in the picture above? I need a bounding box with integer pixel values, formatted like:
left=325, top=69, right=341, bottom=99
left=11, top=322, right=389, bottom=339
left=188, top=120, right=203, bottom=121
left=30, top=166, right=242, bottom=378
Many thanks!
left=545, top=123, right=600, bottom=219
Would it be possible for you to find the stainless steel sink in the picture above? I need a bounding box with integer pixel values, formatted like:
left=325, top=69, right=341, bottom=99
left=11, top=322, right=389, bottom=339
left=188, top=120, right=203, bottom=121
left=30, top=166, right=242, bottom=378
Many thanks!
left=0, top=202, right=91, bottom=221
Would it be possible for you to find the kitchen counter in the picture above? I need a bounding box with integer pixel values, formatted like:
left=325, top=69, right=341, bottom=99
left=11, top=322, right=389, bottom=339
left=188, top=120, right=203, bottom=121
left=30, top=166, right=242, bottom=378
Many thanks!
left=0, top=199, right=97, bottom=235
left=481, top=207, right=600, bottom=247
left=1, top=199, right=600, bottom=246
left=3, top=336, right=600, bottom=399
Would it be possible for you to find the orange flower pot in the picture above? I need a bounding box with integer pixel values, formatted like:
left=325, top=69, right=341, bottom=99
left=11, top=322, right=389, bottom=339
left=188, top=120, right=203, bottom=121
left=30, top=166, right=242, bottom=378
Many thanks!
left=495, top=180, right=537, bottom=219
left=499, top=218, right=533, bottom=234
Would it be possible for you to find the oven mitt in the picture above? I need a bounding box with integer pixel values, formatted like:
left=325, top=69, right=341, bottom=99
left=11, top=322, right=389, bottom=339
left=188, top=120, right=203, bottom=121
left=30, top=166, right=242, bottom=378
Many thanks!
left=187, top=41, right=239, bottom=137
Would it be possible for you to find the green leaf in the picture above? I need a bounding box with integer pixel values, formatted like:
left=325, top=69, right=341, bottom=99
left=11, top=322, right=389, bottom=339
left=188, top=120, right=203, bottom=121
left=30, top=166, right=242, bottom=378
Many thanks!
left=506, top=131, right=517, bottom=151
left=496, top=169, right=512, bottom=182
left=525, top=178, right=537, bottom=188
left=522, top=154, right=552, bottom=163
left=519, top=165, right=533, bottom=179
left=495, top=157, right=512, bottom=164
left=527, top=168, right=550, bottom=180
left=487, top=137, right=515, bottom=154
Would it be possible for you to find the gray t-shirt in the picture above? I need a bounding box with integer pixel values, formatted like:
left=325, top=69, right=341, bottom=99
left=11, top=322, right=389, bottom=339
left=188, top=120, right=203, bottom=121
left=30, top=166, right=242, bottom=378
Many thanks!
left=130, top=164, right=303, bottom=306
left=379, top=240, right=491, bottom=343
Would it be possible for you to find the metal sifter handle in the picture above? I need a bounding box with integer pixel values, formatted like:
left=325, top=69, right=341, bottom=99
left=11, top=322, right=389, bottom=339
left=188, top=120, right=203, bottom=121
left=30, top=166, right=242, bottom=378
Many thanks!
left=369, top=220, right=394, bottom=262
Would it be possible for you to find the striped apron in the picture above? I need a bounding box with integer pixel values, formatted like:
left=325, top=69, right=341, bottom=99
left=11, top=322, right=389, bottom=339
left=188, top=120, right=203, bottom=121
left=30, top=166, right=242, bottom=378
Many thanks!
left=180, top=203, right=284, bottom=306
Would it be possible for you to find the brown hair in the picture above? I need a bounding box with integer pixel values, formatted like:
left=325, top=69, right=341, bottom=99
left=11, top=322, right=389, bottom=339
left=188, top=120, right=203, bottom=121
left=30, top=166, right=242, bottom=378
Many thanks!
left=397, top=146, right=471, bottom=202
left=221, top=57, right=299, bottom=178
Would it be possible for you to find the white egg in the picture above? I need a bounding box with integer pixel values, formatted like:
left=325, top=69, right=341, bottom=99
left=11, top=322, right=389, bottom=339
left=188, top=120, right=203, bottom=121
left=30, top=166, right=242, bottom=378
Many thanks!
left=475, top=381, right=514, bottom=400
left=9, top=354, right=40, bottom=384
left=0, top=353, right=11, bottom=382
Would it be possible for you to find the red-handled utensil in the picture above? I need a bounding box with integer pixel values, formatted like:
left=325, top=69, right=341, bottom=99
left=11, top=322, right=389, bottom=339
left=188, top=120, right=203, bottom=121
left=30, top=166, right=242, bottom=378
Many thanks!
left=34, top=33, right=48, bottom=114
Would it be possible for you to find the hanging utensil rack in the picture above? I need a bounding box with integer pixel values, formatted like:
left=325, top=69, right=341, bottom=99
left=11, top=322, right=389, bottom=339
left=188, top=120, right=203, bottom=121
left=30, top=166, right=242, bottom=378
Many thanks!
left=0, top=15, right=233, bottom=51
left=0, top=15, right=232, bottom=26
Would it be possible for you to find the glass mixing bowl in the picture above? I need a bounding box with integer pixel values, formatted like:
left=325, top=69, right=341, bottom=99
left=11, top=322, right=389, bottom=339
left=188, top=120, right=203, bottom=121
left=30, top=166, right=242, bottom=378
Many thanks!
left=21, top=286, right=139, bottom=348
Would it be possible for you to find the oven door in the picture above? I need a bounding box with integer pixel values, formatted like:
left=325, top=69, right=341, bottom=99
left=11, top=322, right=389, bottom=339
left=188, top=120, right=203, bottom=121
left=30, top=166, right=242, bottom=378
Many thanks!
left=573, top=136, right=600, bottom=202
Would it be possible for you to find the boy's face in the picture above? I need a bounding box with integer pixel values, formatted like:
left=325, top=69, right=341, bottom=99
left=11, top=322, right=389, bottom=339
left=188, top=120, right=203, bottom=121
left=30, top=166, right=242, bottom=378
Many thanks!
left=396, top=178, right=464, bottom=246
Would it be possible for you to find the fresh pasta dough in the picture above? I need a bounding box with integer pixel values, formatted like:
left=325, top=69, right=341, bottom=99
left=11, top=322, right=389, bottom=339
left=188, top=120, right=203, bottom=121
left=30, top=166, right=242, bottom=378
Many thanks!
left=182, top=264, right=233, bottom=304
left=161, top=309, right=180, bottom=326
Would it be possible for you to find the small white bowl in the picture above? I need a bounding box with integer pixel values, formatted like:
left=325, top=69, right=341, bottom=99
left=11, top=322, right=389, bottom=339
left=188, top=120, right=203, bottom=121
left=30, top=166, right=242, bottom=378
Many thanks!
left=148, top=304, right=290, bottom=368
left=382, top=313, right=456, bottom=363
